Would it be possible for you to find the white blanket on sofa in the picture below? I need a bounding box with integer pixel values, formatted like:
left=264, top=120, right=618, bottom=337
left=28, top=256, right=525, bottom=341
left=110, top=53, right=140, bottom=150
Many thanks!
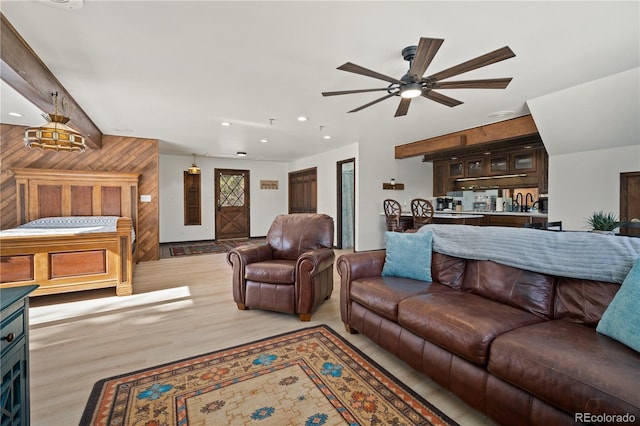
left=419, top=224, right=640, bottom=284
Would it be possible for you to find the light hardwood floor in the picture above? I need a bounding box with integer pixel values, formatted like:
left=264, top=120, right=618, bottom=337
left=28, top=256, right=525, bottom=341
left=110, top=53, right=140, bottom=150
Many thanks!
left=28, top=250, right=495, bottom=426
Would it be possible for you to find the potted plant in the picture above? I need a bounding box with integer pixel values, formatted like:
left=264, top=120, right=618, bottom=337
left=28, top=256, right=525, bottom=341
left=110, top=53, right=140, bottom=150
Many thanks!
left=586, top=211, right=620, bottom=234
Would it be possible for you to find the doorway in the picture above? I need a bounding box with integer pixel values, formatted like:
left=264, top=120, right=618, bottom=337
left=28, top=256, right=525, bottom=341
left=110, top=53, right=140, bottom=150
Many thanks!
left=337, top=158, right=355, bottom=249
left=215, top=168, right=250, bottom=240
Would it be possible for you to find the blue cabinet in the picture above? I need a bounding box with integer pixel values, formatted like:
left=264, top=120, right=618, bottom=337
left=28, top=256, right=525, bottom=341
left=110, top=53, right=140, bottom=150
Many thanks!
left=1, top=285, right=38, bottom=426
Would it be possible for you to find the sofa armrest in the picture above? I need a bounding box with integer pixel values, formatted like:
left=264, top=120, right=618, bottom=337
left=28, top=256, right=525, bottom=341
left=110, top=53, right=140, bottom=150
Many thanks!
left=227, top=244, right=274, bottom=306
left=337, top=250, right=386, bottom=325
left=296, top=248, right=336, bottom=315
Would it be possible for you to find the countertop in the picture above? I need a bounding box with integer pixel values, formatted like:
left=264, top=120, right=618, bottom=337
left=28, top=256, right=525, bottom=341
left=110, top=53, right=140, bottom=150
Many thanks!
left=384, top=210, right=548, bottom=218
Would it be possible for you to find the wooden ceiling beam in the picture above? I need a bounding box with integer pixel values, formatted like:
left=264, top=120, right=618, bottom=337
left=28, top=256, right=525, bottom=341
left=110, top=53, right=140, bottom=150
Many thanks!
left=0, top=13, right=102, bottom=149
left=395, top=115, right=539, bottom=159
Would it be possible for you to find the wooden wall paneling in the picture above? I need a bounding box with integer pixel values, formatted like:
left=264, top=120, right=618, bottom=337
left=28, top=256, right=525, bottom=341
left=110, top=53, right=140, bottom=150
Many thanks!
left=0, top=125, right=160, bottom=261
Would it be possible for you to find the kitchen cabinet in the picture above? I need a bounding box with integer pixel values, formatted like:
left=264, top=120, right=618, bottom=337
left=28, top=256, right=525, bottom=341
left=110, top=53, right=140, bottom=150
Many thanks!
left=512, top=150, right=537, bottom=173
left=489, top=155, right=509, bottom=175
left=1, top=285, right=38, bottom=426
left=433, top=160, right=448, bottom=196
left=482, top=214, right=546, bottom=227
left=449, top=161, right=464, bottom=178
left=466, top=158, right=485, bottom=177
left=429, top=146, right=548, bottom=194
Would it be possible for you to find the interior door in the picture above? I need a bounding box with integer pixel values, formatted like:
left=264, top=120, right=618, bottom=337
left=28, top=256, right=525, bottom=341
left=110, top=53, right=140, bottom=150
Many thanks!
left=215, top=169, right=250, bottom=240
left=620, top=171, right=640, bottom=236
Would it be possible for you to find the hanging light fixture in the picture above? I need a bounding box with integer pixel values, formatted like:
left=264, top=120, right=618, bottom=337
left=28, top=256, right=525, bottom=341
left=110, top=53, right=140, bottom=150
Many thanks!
left=187, top=154, right=201, bottom=175
left=24, top=92, right=86, bottom=152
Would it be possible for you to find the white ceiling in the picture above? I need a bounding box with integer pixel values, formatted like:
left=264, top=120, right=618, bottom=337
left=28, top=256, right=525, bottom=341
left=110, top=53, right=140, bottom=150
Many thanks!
left=1, top=1, right=638, bottom=161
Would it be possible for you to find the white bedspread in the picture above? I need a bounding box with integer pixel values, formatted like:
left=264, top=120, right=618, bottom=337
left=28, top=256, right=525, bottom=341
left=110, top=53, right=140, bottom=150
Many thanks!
left=419, top=224, right=640, bottom=284
left=0, top=216, right=135, bottom=241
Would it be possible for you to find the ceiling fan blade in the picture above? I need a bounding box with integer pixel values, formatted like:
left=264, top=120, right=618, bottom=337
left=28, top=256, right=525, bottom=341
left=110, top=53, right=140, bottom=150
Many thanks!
left=433, top=78, right=513, bottom=89
left=394, top=97, right=412, bottom=117
left=427, top=46, right=515, bottom=82
left=348, top=92, right=397, bottom=113
left=338, top=62, right=404, bottom=85
left=422, top=90, right=463, bottom=107
left=322, top=88, right=390, bottom=96
left=408, top=37, right=444, bottom=81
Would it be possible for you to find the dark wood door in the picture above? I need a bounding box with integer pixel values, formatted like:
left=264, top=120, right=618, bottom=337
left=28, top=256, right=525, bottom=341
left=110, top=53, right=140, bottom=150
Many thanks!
left=288, top=167, right=317, bottom=213
left=215, top=169, right=250, bottom=240
left=620, top=171, right=640, bottom=236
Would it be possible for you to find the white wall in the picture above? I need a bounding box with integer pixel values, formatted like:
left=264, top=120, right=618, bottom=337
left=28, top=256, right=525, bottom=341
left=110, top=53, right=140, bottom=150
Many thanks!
left=357, top=143, right=433, bottom=252
left=550, top=145, right=640, bottom=230
left=288, top=143, right=358, bottom=221
left=159, top=154, right=288, bottom=242
left=528, top=67, right=640, bottom=230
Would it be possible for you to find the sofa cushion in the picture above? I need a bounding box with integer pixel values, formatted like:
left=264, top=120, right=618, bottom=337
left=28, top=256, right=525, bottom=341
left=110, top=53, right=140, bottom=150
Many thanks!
left=463, top=260, right=555, bottom=319
left=398, top=292, right=543, bottom=365
left=245, top=260, right=295, bottom=284
left=381, top=231, right=433, bottom=282
left=489, top=320, right=640, bottom=417
left=554, top=277, right=619, bottom=326
left=430, top=252, right=466, bottom=290
left=597, top=257, right=640, bottom=352
left=349, top=276, right=454, bottom=322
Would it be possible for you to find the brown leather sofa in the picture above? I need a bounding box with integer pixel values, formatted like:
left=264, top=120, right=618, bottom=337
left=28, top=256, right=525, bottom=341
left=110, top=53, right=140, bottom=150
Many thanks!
left=337, top=248, right=640, bottom=425
left=227, top=213, right=334, bottom=321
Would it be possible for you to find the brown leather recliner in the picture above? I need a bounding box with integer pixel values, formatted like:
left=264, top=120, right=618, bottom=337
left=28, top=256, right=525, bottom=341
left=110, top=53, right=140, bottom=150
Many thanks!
left=226, top=213, right=335, bottom=321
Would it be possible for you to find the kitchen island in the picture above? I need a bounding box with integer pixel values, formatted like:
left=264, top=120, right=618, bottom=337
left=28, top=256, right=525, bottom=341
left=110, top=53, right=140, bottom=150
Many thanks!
left=386, top=211, right=548, bottom=228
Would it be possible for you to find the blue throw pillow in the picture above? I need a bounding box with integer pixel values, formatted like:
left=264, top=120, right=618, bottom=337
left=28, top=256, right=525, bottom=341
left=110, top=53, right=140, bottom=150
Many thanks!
left=381, top=231, right=433, bottom=282
left=596, top=257, right=640, bottom=352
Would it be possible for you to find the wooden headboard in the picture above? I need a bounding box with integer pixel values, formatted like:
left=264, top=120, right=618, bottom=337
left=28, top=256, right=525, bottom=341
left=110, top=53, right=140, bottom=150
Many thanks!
left=12, top=168, right=139, bottom=233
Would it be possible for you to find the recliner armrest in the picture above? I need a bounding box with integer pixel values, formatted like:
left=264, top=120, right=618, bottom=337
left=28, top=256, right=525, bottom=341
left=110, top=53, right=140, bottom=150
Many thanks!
left=226, top=243, right=274, bottom=267
left=297, top=247, right=335, bottom=274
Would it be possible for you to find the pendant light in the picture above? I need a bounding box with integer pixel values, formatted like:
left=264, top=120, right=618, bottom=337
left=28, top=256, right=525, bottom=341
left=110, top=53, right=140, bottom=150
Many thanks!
left=24, top=92, right=87, bottom=152
left=188, top=154, right=201, bottom=175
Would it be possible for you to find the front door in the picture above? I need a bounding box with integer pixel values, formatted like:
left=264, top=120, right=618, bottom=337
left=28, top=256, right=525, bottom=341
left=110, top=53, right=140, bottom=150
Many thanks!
left=215, top=169, right=250, bottom=240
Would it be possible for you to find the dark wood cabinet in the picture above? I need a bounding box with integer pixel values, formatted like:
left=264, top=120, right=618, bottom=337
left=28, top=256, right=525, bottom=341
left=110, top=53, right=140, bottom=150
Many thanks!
left=433, top=161, right=448, bottom=196
left=482, top=214, right=546, bottom=227
left=429, top=146, right=548, bottom=194
left=1, top=285, right=38, bottom=426
left=512, top=150, right=537, bottom=173
left=489, top=156, right=509, bottom=175
left=466, top=158, right=485, bottom=177
left=448, top=161, right=464, bottom=178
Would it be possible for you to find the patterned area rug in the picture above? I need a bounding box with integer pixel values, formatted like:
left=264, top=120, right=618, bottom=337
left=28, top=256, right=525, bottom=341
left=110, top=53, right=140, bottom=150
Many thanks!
left=162, top=238, right=265, bottom=258
left=81, top=325, right=457, bottom=426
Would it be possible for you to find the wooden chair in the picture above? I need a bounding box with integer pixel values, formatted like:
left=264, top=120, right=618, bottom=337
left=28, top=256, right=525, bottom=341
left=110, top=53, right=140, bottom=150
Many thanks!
left=408, top=198, right=435, bottom=231
left=383, top=199, right=405, bottom=232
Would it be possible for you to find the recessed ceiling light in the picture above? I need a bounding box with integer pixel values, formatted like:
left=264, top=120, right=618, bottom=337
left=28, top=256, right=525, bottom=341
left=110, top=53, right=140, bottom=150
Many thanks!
left=297, top=116, right=308, bottom=122
left=8, top=112, right=23, bottom=117
left=323, top=135, right=332, bottom=140
left=260, top=139, right=268, bottom=143
left=236, top=151, right=247, bottom=157
left=488, top=110, right=515, bottom=118
left=221, top=122, right=231, bottom=127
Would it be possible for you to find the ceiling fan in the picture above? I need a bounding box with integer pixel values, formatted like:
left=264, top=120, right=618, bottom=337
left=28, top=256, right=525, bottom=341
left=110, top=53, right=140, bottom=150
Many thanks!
left=322, top=37, right=515, bottom=117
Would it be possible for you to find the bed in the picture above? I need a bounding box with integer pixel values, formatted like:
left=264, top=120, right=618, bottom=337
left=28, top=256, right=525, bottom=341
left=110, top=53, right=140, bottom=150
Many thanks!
left=0, top=168, right=139, bottom=297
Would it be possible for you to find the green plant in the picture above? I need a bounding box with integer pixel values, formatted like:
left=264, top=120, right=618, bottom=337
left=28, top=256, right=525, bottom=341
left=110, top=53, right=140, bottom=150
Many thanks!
left=586, top=211, right=619, bottom=231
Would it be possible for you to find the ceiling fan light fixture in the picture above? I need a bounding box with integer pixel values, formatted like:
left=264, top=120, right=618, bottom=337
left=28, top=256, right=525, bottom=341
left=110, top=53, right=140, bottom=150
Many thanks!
left=400, top=83, right=422, bottom=99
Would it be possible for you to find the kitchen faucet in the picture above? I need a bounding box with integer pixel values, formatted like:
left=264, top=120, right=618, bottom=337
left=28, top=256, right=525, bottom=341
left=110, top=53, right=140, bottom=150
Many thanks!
left=525, top=193, right=534, bottom=212
left=515, top=193, right=523, bottom=212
